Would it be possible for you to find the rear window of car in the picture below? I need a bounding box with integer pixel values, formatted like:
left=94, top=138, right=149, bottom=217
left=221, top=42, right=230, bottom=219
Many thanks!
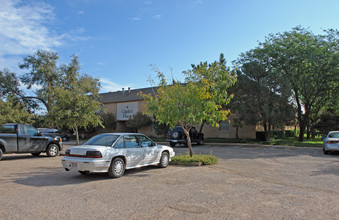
left=83, top=134, right=119, bottom=146
left=169, top=127, right=182, bottom=132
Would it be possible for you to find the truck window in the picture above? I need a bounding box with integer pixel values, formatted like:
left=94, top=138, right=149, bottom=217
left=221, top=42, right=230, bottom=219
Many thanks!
left=25, top=125, right=38, bottom=135
left=0, top=125, right=16, bottom=133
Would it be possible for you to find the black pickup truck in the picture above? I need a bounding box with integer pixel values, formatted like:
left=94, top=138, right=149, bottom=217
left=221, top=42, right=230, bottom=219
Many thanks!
left=0, top=123, right=63, bottom=160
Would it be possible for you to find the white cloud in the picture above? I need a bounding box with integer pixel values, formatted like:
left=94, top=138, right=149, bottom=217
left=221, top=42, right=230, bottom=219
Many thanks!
left=153, top=14, right=162, bottom=20
left=0, top=0, right=87, bottom=71
left=100, top=78, right=134, bottom=93
left=78, top=10, right=85, bottom=15
left=143, top=1, right=152, bottom=5
left=131, top=17, right=141, bottom=21
left=0, top=0, right=60, bottom=54
left=192, top=0, right=203, bottom=4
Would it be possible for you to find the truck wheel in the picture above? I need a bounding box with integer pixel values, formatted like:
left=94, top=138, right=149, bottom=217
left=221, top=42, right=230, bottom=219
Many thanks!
left=0, top=148, right=3, bottom=161
left=197, top=138, right=204, bottom=145
left=46, top=144, right=59, bottom=157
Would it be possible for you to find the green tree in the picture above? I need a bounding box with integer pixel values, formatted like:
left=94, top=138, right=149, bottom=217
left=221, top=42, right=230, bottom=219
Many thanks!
left=53, top=56, right=103, bottom=145
left=19, top=50, right=61, bottom=119
left=257, top=27, right=339, bottom=141
left=126, top=112, right=152, bottom=132
left=0, top=95, right=32, bottom=125
left=313, top=109, right=339, bottom=136
left=141, top=56, right=237, bottom=156
left=101, top=113, right=117, bottom=130
left=232, top=60, right=295, bottom=142
left=0, top=69, right=34, bottom=124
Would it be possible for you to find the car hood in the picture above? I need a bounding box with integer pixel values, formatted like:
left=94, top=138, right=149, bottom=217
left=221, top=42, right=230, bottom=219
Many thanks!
left=67, top=145, right=108, bottom=156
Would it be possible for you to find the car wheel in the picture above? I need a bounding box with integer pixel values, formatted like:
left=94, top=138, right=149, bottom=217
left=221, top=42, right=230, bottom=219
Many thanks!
left=323, top=148, right=329, bottom=155
left=197, top=138, right=204, bottom=145
left=62, top=137, right=67, bottom=142
left=108, top=158, right=125, bottom=178
left=158, top=152, right=169, bottom=168
left=170, top=142, right=176, bottom=147
left=31, top=152, right=41, bottom=157
left=46, top=144, right=59, bottom=157
left=0, top=148, right=3, bottom=161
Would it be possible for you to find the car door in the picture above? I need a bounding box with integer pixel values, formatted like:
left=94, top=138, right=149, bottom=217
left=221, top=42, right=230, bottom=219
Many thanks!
left=123, top=135, right=144, bottom=168
left=0, top=124, right=18, bottom=153
left=17, top=125, right=49, bottom=152
left=137, top=135, right=159, bottom=165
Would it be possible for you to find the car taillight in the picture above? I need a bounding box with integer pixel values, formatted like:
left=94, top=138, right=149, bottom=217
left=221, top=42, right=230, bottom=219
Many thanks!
left=86, top=151, right=102, bottom=158
left=65, top=149, right=70, bottom=156
left=327, top=141, right=338, bottom=144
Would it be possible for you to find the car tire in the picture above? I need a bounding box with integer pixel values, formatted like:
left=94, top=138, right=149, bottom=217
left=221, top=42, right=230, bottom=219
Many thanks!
left=197, top=138, right=204, bottom=145
left=170, top=142, right=176, bottom=147
left=0, top=148, right=3, bottom=161
left=46, top=144, right=59, bottom=157
left=31, top=152, right=41, bottom=157
left=323, top=148, right=329, bottom=155
left=158, top=152, right=169, bottom=168
left=108, top=158, right=125, bottom=178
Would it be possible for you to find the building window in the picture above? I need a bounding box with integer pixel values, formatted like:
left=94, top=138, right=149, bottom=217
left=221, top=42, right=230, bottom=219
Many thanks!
left=219, top=120, right=230, bottom=131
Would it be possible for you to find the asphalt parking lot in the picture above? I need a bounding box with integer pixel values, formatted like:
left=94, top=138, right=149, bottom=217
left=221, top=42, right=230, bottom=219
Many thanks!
left=1, top=144, right=339, bottom=220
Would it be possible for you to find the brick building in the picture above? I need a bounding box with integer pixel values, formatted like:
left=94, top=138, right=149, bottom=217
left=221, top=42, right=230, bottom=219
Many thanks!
left=99, top=87, right=256, bottom=139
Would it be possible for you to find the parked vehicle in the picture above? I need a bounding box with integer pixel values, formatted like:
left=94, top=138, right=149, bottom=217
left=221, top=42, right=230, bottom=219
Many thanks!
left=323, top=131, right=339, bottom=155
left=62, top=133, right=175, bottom=178
left=0, top=123, right=63, bottom=160
left=38, top=128, right=69, bottom=142
left=166, top=126, right=204, bottom=147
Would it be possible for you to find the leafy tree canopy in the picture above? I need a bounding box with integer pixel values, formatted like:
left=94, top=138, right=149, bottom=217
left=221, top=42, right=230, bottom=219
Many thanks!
left=141, top=54, right=237, bottom=156
left=254, top=26, right=339, bottom=141
left=126, top=112, right=152, bottom=133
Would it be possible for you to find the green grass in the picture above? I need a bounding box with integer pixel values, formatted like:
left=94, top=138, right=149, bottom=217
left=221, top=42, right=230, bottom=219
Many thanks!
left=153, top=136, right=323, bottom=148
left=269, top=137, right=323, bottom=148
left=171, top=154, right=218, bottom=165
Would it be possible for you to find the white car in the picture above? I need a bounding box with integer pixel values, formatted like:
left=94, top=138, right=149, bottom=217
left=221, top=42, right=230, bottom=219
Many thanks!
left=323, top=131, right=339, bottom=155
left=61, top=133, right=175, bottom=178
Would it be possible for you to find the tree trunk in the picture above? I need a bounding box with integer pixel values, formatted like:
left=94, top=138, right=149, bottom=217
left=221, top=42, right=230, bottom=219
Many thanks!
left=306, top=125, right=311, bottom=139
left=199, top=121, right=205, bottom=133
left=263, top=122, right=270, bottom=142
left=75, top=126, right=79, bottom=146
left=182, top=126, right=193, bottom=157
left=236, top=127, right=239, bottom=139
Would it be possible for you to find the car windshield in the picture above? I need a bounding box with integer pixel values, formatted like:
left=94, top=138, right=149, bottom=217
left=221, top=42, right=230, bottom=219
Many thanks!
left=329, top=132, right=339, bottom=138
left=83, top=134, right=119, bottom=146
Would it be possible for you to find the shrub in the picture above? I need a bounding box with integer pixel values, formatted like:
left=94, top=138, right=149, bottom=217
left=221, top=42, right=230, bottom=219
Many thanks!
left=171, top=154, right=218, bottom=165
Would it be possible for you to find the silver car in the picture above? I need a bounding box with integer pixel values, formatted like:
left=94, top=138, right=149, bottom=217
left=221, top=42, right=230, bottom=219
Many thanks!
left=61, top=133, right=175, bottom=178
left=323, top=131, right=339, bottom=155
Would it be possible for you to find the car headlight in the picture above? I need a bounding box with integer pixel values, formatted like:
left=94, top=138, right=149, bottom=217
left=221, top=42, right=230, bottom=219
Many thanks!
left=54, top=137, right=62, bottom=142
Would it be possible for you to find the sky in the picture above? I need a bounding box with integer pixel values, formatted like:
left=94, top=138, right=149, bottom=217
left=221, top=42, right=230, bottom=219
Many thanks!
left=1, top=0, right=339, bottom=93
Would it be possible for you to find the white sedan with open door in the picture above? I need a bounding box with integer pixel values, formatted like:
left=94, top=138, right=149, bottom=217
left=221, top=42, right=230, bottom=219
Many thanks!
left=61, top=133, right=175, bottom=178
